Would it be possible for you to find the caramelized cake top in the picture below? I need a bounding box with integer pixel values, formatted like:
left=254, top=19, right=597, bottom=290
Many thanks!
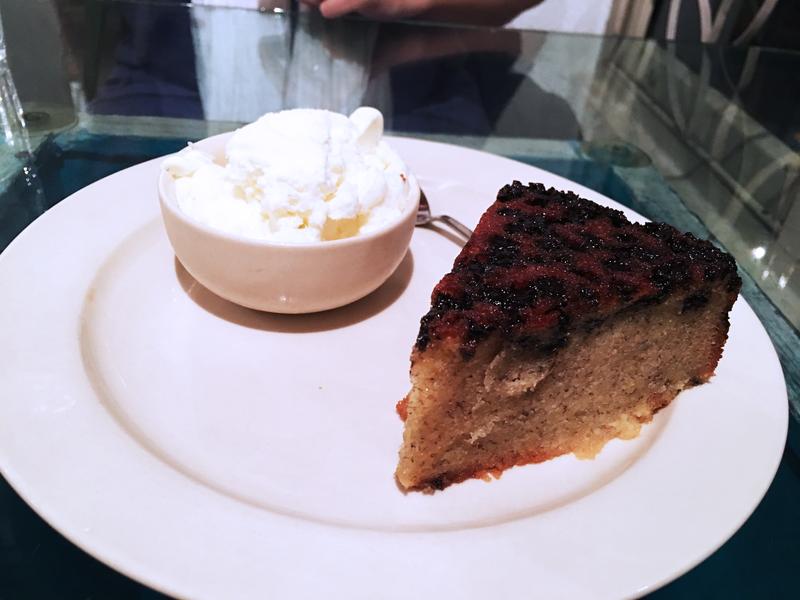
left=416, top=181, right=740, bottom=358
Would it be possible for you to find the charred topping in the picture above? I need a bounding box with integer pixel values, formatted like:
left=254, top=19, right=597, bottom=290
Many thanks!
left=416, top=181, right=741, bottom=357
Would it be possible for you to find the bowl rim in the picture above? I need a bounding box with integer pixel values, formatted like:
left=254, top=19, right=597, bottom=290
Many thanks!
left=158, top=132, right=421, bottom=250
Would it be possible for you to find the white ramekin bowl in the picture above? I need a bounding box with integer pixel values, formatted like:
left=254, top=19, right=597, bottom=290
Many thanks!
left=158, top=133, right=420, bottom=314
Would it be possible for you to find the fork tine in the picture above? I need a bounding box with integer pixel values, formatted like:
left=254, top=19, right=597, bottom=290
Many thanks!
left=417, top=189, right=432, bottom=224
left=415, top=187, right=473, bottom=240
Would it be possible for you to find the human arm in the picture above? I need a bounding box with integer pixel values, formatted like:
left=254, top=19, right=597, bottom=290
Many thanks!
left=301, top=0, right=543, bottom=27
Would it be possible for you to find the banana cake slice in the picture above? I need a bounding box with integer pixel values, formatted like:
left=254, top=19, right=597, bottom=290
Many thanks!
left=396, top=181, right=740, bottom=491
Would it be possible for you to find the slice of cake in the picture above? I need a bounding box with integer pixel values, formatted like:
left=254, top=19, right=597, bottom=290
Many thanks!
left=396, top=181, right=740, bottom=491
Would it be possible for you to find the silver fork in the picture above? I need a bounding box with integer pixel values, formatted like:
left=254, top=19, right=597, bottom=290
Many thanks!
left=416, top=190, right=473, bottom=241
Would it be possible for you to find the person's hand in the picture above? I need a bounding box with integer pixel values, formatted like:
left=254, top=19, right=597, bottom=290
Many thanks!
left=301, top=1, right=433, bottom=21
left=301, top=0, right=542, bottom=27
left=301, top=0, right=427, bottom=21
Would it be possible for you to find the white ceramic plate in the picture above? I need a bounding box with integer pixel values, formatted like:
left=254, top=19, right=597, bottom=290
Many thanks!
left=0, top=138, right=788, bottom=599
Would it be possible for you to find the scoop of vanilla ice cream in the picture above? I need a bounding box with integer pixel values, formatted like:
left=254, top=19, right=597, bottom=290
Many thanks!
left=162, top=107, right=412, bottom=242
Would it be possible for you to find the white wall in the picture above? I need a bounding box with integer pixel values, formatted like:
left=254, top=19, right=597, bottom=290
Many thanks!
left=509, top=0, right=614, bottom=34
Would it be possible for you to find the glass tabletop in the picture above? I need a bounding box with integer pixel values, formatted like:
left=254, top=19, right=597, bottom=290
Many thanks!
left=0, top=1, right=798, bottom=598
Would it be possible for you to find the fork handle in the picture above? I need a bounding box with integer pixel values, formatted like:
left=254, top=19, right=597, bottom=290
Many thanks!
left=434, top=215, right=473, bottom=240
